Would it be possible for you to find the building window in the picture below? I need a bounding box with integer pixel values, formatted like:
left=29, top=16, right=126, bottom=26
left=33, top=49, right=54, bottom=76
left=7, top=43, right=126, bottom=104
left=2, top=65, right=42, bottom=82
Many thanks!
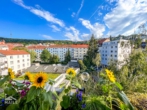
left=105, top=58, right=107, bottom=60
left=111, top=55, right=112, bottom=57
left=22, top=59, right=25, bottom=62
left=111, top=46, right=113, bottom=48
left=17, top=60, right=20, bottom=63
left=115, top=46, right=117, bottom=48
left=23, top=64, right=25, bottom=67
left=115, top=55, right=117, bottom=57
left=105, top=54, right=107, bottom=56
left=111, top=50, right=113, bottom=53
left=11, top=66, right=14, bottom=69
left=10, top=61, right=13, bottom=64
left=18, top=65, right=20, bottom=69
left=10, top=56, right=13, bottom=59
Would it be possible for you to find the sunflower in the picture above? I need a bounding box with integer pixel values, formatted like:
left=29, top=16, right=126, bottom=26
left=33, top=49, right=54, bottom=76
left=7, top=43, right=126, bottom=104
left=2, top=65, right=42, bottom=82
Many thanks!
left=8, top=68, right=15, bottom=79
left=24, top=72, right=33, bottom=81
left=105, top=69, right=116, bottom=83
left=66, top=68, right=76, bottom=77
left=31, top=72, right=48, bottom=88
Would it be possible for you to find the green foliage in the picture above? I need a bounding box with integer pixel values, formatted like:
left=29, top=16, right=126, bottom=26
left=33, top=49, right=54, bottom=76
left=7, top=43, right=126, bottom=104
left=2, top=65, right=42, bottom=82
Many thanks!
left=84, top=34, right=98, bottom=68
left=0, top=37, right=85, bottom=44
left=40, top=49, right=51, bottom=62
left=64, top=49, right=71, bottom=64
left=108, top=49, right=147, bottom=93
left=92, top=53, right=101, bottom=68
left=50, top=54, right=59, bottom=64
left=118, top=91, right=134, bottom=110
left=29, top=50, right=37, bottom=63
left=85, top=96, right=111, bottom=110
left=134, top=36, right=142, bottom=48
left=78, top=60, right=87, bottom=71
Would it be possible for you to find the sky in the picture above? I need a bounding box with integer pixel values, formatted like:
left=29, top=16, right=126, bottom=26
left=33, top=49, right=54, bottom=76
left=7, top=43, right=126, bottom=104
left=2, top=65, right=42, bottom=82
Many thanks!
left=0, top=0, right=147, bottom=41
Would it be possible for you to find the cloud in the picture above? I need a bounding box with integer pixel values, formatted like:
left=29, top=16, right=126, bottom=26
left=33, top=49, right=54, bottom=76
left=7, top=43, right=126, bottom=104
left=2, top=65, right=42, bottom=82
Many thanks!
left=104, top=0, right=147, bottom=36
left=76, top=0, right=84, bottom=17
left=65, top=26, right=81, bottom=41
left=41, top=34, right=54, bottom=40
left=81, top=33, right=91, bottom=40
left=50, top=25, right=61, bottom=32
left=106, top=0, right=117, bottom=4
left=13, top=0, right=65, bottom=27
left=71, top=12, right=76, bottom=17
left=79, top=18, right=105, bottom=38
left=98, top=11, right=103, bottom=16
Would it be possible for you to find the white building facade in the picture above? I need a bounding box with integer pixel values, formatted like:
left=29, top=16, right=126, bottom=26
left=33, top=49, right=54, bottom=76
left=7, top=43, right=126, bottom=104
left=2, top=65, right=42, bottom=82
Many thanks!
left=27, top=45, right=46, bottom=61
left=47, top=45, right=88, bottom=61
left=0, top=54, right=8, bottom=75
left=0, top=50, right=31, bottom=74
left=100, top=39, right=131, bottom=67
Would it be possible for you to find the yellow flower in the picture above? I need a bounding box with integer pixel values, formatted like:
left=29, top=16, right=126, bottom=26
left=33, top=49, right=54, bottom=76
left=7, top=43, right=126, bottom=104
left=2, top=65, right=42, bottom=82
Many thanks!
left=8, top=68, right=15, bottom=79
left=66, top=68, right=76, bottom=77
left=25, top=72, right=33, bottom=81
left=105, top=69, right=116, bottom=83
left=8, top=68, right=13, bottom=73
left=31, top=72, right=48, bottom=88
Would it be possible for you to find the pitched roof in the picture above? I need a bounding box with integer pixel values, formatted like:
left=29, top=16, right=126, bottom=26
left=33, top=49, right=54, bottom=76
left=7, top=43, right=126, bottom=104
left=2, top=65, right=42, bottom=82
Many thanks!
left=27, top=45, right=47, bottom=49
left=0, top=50, right=29, bottom=55
left=98, top=38, right=110, bottom=45
left=48, top=44, right=88, bottom=48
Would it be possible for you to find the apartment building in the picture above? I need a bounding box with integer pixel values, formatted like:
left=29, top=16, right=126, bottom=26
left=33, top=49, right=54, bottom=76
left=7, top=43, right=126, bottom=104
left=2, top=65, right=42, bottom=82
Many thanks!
left=27, top=45, right=47, bottom=61
left=0, top=54, right=8, bottom=75
left=0, top=50, right=31, bottom=74
left=99, top=39, right=131, bottom=68
left=27, top=44, right=88, bottom=62
left=47, top=44, right=88, bottom=61
left=0, top=40, right=9, bottom=50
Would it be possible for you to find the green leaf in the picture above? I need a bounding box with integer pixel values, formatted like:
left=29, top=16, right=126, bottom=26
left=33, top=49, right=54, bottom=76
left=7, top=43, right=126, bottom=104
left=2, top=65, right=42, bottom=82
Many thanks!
left=39, top=91, right=53, bottom=110
left=60, top=95, right=70, bottom=109
left=26, top=86, right=37, bottom=103
left=72, top=80, right=81, bottom=89
left=52, top=91, right=59, bottom=100
left=102, top=85, right=109, bottom=93
left=4, top=87, right=16, bottom=96
left=6, top=104, right=19, bottom=110
left=118, top=91, right=134, bottom=110
left=115, top=82, right=123, bottom=90
left=0, top=75, right=9, bottom=86
left=48, top=79, right=55, bottom=85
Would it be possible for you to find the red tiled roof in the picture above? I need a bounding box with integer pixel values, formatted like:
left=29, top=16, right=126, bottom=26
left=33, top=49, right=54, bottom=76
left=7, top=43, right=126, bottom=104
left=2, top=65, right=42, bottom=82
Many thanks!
left=48, top=44, right=88, bottom=48
left=71, top=44, right=88, bottom=48
left=0, top=50, right=29, bottom=55
left=98, top=38, right=109, bottom=45
left=27, top=45, right=47, bottom=50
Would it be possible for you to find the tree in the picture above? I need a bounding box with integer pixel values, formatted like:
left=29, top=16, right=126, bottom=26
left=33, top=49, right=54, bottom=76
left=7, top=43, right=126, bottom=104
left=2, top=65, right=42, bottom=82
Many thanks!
left=110, top=35, right=112, bottom=41
left=64, top=49, right=71, bottom=64
left=92, top=53, right=101, bottom=70
left=78, top=60, right=87, bottom=71
left=50, top=54, right=59, bottom=64
left=29, top=50, right=37, bottom=63
left=134, top=37, right=142, bottom=48
left=40, top=49, right=51, bottom=62
left=84, top=34, right=98, bottom=67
